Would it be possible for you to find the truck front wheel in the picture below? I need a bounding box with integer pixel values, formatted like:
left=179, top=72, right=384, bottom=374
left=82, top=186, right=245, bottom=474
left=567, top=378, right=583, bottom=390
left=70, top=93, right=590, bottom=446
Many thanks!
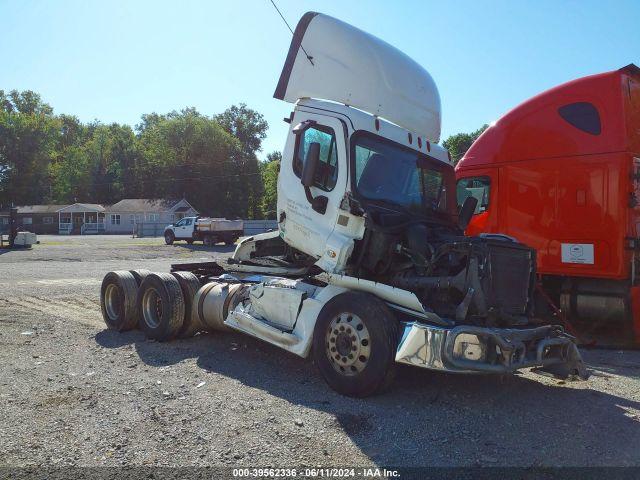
left=312, top=292, right=399, bottom=397
left=164, top=231, right=175, bottom=245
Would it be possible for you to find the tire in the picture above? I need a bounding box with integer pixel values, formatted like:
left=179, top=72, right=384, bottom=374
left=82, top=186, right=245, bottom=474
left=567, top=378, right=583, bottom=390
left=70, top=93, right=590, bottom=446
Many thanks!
left=137, top=272, right=185, bottom=341
left=129, top=269, right=152, bottom=286
left=203, top=235, right=215, bottom=247
left=171, top=271, right=203, bottom=338
left=312, top=291, right=399, bottom=397
left=100, top=271, right=139, bottom=332
left=164, top=231, right=175, bottom=245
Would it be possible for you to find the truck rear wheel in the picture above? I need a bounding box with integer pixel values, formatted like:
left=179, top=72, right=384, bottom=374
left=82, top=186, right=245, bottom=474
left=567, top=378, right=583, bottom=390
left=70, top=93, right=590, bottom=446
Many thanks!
left=171, top=271, right=203, bottom=338
left=312, top=292, right=399, bottom=397
left=164, top=231, right=175, bottom=245
left=129, top=269, right=152, bottom=286
left=137, top=273, right=185, bottom=341
left=100, top=271, right=139, bottom=332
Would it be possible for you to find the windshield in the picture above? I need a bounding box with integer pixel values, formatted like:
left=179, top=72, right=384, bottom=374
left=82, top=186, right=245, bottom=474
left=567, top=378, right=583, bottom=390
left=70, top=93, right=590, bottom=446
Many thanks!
left=352, top=133, right=456, bottom=217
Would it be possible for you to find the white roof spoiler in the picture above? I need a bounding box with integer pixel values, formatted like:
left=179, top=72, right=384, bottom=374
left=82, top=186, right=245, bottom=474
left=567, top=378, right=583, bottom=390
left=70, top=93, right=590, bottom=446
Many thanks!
left=274, top=12, right=442, bottom=142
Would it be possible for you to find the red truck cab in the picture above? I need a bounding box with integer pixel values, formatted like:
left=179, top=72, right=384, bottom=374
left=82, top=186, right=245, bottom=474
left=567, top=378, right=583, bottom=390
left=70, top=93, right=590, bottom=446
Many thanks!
left=456, top=64, right=640, bottom=343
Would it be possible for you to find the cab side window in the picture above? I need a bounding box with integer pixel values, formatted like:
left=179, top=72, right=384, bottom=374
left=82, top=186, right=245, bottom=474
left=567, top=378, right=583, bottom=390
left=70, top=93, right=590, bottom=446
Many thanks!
left=184, top=218, right=193, bottom=226
left=457, top=176, right=491, bottom=214
left=293, top=125, right=338, bottom=191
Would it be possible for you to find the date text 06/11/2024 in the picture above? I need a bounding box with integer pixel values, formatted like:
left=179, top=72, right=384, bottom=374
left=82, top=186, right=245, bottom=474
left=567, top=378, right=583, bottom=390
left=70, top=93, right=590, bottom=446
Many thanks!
left=231, top=468, right=401, bottom=478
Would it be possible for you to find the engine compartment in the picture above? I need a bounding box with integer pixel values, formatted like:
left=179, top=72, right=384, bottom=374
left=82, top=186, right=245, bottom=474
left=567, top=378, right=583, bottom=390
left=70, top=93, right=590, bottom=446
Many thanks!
left=348, top=208, right=536, bottom=327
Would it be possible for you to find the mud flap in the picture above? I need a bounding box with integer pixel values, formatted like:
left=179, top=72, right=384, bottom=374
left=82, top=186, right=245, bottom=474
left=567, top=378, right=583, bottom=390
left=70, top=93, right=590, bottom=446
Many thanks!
left=535, top=343, right=589, bottom=380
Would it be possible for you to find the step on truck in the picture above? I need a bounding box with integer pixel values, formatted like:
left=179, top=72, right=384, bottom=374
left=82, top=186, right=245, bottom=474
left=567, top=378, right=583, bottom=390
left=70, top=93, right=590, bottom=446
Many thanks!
left=456, top=64, right=640, bottom=346
left=163, top=216, right=243, bottom=246
left=100, top=12, right=587, bottom=397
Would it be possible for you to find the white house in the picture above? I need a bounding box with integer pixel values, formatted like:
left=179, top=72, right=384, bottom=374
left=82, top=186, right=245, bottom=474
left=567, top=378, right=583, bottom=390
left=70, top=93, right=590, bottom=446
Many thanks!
left=57, top=203, right=106, bottom=234
left=104, top=198, right=199, bottom=234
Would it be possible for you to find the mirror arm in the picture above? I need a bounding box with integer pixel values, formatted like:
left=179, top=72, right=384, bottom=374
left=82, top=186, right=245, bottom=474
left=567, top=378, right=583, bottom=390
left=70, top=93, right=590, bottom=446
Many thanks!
left=304, top=186, right=315, bottom=204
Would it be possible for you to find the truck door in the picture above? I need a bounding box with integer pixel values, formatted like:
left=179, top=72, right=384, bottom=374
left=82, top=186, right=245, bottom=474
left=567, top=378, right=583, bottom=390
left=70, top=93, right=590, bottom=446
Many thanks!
left=173, top=218, right=191, bottom=239
left=277, top=111, right=348, bottom=263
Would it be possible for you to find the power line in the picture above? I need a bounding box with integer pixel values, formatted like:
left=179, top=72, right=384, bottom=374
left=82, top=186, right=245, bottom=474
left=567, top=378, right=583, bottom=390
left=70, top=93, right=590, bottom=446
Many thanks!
left=268, top=0, right=314, bottom=66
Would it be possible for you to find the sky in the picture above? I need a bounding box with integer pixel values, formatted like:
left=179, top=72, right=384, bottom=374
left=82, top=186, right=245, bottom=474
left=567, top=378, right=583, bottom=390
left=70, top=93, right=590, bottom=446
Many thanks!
left=1, top=0, right=639, bottom=159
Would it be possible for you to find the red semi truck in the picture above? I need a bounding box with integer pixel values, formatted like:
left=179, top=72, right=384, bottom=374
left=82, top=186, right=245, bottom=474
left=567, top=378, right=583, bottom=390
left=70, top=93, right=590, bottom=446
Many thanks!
left=455, top=64, right=640, bottom=345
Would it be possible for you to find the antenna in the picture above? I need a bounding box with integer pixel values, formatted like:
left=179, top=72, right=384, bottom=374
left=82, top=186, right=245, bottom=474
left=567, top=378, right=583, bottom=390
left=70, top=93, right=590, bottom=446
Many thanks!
left=268, top=0, right=314, bottom=66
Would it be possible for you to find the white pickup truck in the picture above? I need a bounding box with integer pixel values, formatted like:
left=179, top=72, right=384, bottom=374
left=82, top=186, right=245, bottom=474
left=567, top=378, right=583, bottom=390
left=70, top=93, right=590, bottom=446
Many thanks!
left=163, top=216, right=243, bottom=246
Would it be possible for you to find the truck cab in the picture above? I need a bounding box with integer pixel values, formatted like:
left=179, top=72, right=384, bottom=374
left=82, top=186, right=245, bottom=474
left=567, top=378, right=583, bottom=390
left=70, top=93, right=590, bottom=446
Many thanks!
left=168, top=217, right=196, bottom=240
left=456, top=64, right=640, bottom=343
left=165, top=217, right=196, bottom=243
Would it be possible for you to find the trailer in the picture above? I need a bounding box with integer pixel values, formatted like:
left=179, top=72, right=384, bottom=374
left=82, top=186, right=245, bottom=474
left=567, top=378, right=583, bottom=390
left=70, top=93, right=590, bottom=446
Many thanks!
left=456, top=64, right=640, bottom=345
left=163, top=216, right=243, bottom=246
left=100, top=12, right=586, bottom=397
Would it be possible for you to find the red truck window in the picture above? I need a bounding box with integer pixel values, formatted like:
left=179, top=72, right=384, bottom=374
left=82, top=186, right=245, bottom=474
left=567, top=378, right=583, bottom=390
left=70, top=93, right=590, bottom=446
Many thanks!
left=457, top=176, right=490, bottom=214
left=558, top=102, right=601, bottom=135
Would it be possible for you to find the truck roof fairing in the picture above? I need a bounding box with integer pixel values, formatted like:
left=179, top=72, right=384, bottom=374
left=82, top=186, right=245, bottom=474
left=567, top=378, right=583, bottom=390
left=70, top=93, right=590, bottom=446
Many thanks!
left=457, top=64, right=640, bottom=170
left=274, top=12, right=442, bottom=143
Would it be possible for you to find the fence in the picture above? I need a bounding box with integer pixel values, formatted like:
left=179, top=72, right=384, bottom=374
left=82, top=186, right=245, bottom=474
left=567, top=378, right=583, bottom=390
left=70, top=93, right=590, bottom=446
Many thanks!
left=135, top=223, right=167, bottom=238
left=243, top=220, right=278, bottom=236
left=81, top=222, right=106, bottom=235
left=135, top=220, right=278, bottom=238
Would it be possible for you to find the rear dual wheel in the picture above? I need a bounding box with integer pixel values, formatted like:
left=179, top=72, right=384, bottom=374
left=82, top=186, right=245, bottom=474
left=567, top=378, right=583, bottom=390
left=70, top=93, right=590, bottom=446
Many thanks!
left=171, top=271, right=203, bottom=338
left=137, top=273, right=185, bottom=341
left=312, top=292, right=399, bottom=397
left=100, top=271, right=139, bottom=331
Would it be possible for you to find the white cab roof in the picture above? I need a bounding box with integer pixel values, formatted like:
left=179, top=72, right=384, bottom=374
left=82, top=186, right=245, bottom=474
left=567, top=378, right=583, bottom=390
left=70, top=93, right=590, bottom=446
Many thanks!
left=274, top=12, right=442, bottom=143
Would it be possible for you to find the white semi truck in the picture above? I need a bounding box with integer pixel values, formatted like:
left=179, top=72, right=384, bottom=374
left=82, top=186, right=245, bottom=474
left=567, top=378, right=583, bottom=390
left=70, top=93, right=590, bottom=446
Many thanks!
left=163, top=216, right=243, bottom=246
left=100, top=12, right=587, bottom=397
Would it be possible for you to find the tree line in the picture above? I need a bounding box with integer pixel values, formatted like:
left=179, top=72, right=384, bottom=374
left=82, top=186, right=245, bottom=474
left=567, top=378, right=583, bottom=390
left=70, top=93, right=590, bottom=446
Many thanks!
left=0, top=90, right=280, bottom=219
left=0, top=88, right=485, bottom=219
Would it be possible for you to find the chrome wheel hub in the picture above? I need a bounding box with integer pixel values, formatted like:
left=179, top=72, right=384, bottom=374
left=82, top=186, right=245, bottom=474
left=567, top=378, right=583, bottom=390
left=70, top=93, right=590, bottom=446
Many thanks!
left=325, top=313, right=371, bottom=376
left=142, top=287, right=163, bottom=328
left=104, top=283, right=121, bottom=321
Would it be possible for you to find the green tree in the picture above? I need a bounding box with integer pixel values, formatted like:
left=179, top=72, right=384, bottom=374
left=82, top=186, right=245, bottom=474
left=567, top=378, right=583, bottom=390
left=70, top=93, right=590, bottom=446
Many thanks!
left=260, top=151, right=281, bottom=218
left=442, top=124, right=489, bottom=164
left=215, top=104, right=268, bottom=219
left=136, top=108, right=244, bottom=217
left=0, top=90, right=60, bottom=206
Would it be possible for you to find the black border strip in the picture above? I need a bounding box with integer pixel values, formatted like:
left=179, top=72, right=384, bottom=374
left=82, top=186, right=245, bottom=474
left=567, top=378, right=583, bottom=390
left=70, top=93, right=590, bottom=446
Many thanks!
left=620, top=63, right=640, bottom=77
left=273, top=11, right=319, bottom=100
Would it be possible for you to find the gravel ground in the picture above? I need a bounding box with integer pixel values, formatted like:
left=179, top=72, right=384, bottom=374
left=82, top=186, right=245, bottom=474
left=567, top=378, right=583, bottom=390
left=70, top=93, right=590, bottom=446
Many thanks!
left=1, top=235, right=639, bottom=468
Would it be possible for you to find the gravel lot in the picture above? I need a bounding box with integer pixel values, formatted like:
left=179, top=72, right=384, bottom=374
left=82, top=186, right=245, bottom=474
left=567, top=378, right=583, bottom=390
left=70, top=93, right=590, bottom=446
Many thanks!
left=1, top=235, right=639, bottom=468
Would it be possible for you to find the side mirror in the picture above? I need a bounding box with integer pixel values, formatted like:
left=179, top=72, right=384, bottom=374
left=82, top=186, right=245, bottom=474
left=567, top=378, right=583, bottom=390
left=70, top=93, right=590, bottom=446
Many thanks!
left=301, top=142, right=320, bottom=188
left=458, top=196, right=478, bottom=231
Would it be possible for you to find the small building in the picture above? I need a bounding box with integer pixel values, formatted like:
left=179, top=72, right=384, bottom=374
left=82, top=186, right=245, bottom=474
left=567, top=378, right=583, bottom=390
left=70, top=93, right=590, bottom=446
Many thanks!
left=0, top=203, right=108, bottom=234
left=57, top=203, right=106, bottom=234
left=104, top=198, right=199, bottom=235
left=0, top=204, right=69, bottom=234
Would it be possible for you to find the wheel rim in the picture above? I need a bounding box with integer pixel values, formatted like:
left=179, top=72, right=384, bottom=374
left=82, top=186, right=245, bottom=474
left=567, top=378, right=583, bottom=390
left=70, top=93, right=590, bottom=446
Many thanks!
left=165, top=234, right=172, bottom=243
left=142, top=287, right=163, bottom=328
left=104, top=283, right=121, bottom=322
left=325, top=312, right=371, bottom=376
